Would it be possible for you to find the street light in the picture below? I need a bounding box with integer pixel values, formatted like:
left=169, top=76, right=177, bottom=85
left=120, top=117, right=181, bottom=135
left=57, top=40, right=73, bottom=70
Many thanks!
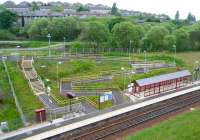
left=121, top=67, right=126, bottom=91
left=144, top=50, right=147, bottom=73
left=63, top=37, right=66, bottom=57
left=129, top=40, right=133, bottom=62
left=194, top=60, right=200, bottom=81
left=47, top=33, right=51, bottom=57
left=57, top=61, right=63, bottom=88
left=173, top=45, right=176, bottom=66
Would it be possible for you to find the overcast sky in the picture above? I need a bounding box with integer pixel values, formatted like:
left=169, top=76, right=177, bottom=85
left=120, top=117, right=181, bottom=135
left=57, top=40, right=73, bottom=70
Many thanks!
left=1, top=0, right=200, bottom=20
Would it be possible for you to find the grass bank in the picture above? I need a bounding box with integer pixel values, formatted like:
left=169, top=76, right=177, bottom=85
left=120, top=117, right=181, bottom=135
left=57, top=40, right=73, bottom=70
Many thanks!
left=6, top=62, right=43, bottom=117
left=0, top=62, right=22, bottom=130
left=126, top=108, right=200, bottom=140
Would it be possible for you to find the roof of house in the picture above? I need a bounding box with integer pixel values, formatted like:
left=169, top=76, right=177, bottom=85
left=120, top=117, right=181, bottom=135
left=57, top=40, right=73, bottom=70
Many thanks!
left=3, top=1, right=16, bottom=8
left=135, top=70, right=191, bottom=87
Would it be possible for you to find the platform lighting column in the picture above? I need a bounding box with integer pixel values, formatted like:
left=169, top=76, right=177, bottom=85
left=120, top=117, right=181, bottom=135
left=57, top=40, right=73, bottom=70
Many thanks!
left=57, top=61, right=62, bottom=88
left=194, top=60, right=200, bottom=81
left=121, top=67, right=126, bottom=91
left=47, top=34, right=51, bottom=57
left=99, top=94, right=101, bottom=110
left=173, top=45, right=176, bottom=66
left=129, top=40, right=132, bottom=62
left=63, top=37, right=66, bottom=57
left=144, top=50, right=147, bottom=73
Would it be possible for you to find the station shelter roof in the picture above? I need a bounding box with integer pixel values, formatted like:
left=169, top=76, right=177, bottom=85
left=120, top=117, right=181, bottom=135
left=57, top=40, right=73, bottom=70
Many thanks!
left=135, top=70, right=191, bottom=87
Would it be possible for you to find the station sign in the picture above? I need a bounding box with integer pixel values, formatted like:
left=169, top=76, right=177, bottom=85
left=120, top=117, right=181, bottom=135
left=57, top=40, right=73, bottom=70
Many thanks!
left=100, top=91, right=112, bottom=103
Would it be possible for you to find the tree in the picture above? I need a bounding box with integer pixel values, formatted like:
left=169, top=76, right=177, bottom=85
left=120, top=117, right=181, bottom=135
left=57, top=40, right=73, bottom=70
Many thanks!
left=175, top=10, right=180, bottom=23
left=27, top=18, right=49, bottom=38
left=48, top=17, right=81, bottom=40
left=173, top=28, right=189, bottom=51
left=107, top=16, right=124, bottom=32
left=187, top=12, right=196, bottom=23
left=81, top=22, right=110, bottom=49
left=0, top=8, right=17, bottom=29
left=164, top=35, right=176, bottom=51
left=76, top=5, right=90, bottom=12
left=26, top=17, right=81, bottom=40
left=112, top=22, right=145, bottom=49
left=31, top=2, right=39, bottom=11
left=111, top=3, right=119, bottom=16
left=146, top=26, right=169, bottom=51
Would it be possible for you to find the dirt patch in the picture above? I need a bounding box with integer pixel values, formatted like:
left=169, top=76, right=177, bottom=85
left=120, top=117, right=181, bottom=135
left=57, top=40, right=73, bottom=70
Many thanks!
left=105, top=103, right=200, bottom=140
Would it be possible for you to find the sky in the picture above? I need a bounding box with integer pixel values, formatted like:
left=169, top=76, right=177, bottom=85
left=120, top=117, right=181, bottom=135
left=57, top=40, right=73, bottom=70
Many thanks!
left=1, top=0, right=200, bottom=20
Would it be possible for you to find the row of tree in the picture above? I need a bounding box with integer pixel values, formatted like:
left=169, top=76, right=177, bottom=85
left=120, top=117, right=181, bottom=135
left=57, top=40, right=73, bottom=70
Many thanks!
left=24, top=16, right=200, bottom=52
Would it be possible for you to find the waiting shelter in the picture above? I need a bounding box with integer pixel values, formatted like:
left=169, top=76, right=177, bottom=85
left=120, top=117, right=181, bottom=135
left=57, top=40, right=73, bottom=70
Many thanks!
left=132, top=70, right=192, bottom=97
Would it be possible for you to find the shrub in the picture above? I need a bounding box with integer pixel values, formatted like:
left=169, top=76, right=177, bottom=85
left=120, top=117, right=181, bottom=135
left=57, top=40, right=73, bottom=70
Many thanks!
left=71, top=60, right=96, bottom=73
left=0, top=30, right=16, bottom=40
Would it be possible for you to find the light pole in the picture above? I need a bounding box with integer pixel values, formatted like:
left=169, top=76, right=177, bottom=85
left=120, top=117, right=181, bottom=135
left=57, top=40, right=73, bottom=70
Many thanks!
left=63, top=37, right=66, bottom=57
left=57, top=61, right=62, bottom=88
left=194, top=60, right=200, bottom=81
left=129, top=40, right=132, bottom=62
left=47, top=34, right=51, bottom=57
left=121, top=67, right=125, bottom=91
left=173, top=45, right=176, bottom=66
left=144, top=50, right=147, bottom=73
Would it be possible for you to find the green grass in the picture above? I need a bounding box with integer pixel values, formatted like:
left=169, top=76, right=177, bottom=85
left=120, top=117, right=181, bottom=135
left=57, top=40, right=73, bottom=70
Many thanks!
left=20, top=41, right=50, bottom=48
left=34, top=59, right=130, bottom=107
left=135, top=53, right=185, bottom=67
left=6, top=62, right=43, bottom=117
left=176, top=52, right=200, bottom=71
left=0, top=41, right=58, bottom=48
left=126, top=109, right=200, bottom=140
left=0, top=62, right=23, bottom=130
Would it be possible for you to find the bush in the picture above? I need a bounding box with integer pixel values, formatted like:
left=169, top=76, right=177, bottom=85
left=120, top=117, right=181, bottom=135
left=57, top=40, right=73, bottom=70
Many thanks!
left=71, top=60, right=96, bottom=73
left=0, top=30, right=16, bottom=40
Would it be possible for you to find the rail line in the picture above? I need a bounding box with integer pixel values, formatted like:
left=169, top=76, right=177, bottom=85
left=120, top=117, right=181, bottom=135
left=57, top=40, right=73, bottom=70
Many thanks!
left=62, top=90, right=200, bottom=140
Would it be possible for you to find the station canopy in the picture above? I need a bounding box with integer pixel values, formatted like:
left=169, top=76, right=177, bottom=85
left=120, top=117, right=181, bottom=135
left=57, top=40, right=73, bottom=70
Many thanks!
left=135, top=70, right=191, bottom=87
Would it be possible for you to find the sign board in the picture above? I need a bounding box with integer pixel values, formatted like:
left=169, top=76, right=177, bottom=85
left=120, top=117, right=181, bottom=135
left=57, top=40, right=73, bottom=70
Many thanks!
left=100, top=95, right=105, bottom=103
left=100, top=91, right=112, bottom=103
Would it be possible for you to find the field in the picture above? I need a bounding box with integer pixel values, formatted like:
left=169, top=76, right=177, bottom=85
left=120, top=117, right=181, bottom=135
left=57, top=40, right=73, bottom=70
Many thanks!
left=177, top=52, right=200, bottom=70
left=126, top=108, right=200, bottom=140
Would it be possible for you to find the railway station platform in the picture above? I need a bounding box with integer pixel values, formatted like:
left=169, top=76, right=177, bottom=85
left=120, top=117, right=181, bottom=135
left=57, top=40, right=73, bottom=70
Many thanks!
left=127, top=80, right=200, bottom=103
left=1, top=81, right=200, bottom=140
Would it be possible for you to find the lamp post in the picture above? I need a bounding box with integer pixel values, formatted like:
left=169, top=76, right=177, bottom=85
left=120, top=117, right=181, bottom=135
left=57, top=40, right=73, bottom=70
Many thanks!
left=194, top=60, right=200, bottom=81
left=46, top=86, right=52, bottom=120
left=63, top=37, right=66, bottom=57
left=47, top=34, right=51, bottom=57
left=144, top=50, right=147, bottom=73
left=173, top=45, right=176, bottom=66
left=129, top=40, right=132, bottom=62
left=57, top=61, right=62, bottom=88
left=121, top=67, right=125, bottom=91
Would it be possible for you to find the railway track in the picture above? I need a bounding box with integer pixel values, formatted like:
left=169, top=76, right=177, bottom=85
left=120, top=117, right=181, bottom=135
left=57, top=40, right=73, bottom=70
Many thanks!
left=58, top=90, right=200, bottom=140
